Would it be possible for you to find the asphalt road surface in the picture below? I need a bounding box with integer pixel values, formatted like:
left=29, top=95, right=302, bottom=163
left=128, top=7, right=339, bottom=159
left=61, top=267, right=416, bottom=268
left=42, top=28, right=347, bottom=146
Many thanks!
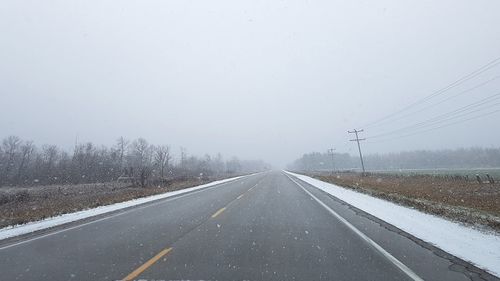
left=0, top=171, right=497, bottom=281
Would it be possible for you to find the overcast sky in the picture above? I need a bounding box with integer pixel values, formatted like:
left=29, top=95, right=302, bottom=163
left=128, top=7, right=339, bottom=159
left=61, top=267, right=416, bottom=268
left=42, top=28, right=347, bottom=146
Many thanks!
left=1, top=0, right=500, bottom=167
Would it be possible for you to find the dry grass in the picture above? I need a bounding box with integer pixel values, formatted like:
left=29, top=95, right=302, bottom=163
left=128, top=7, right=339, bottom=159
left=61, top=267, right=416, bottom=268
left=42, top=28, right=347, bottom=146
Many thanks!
left=311, top=172, right=500, bottom=232
left=0, top=179, right=214, bottom=228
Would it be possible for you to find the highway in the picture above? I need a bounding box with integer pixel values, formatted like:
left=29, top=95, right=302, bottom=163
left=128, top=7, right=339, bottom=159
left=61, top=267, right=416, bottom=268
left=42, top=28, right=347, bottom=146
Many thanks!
left=0, top=171, right=496, bottom=281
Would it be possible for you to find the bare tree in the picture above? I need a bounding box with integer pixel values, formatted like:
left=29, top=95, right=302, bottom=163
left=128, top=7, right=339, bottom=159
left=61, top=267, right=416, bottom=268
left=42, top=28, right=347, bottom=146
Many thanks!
left=42, top=144, right=58, bottom=179
left=116, top=136, right=129, bottom=170
left=16, top=141, right=34, bottom=183
left=2, top=136, right=21, bottom=173
left=0, top=136, right=269, bottom=187
left=212, top=153, right=225, bottom=177
left=154, top=145, right=171, bottom=179
left=180, top=147, right=187, bottom=168
left=226, top=157, right=241, bottom=175
left=130, top=138, right=153, bottom=187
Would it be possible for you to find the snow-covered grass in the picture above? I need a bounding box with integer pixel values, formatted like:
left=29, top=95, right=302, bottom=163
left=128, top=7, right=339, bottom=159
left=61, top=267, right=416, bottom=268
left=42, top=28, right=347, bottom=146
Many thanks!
left=0, top=175, right=248, bottom=241
left=285, top=171, right=500, bottom=278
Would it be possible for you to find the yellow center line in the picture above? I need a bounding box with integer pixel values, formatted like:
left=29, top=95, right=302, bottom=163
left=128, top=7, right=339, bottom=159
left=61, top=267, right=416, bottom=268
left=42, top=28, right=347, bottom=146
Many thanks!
left=211, top=207, right=226, bottom=218
left=123, top=181, right=261, bottom=280
left=122, top=247, right=173, bottom=281
left=211, top=181, right=261, bottom=219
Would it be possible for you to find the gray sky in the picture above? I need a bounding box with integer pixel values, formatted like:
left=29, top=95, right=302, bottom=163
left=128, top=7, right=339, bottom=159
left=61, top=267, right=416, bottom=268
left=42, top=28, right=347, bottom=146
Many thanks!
left=1, top=0, right=500, bottom=167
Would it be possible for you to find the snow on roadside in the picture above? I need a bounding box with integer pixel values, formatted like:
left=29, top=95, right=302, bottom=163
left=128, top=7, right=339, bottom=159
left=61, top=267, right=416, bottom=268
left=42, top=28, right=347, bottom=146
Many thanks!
left=0, top=175, right=248, bottom=241
left=285, top=171, right=500, bottom=277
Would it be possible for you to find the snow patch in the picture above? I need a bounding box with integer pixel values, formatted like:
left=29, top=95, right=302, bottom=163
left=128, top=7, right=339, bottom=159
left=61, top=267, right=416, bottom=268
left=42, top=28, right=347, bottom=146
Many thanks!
left=285, top=171, right=500, bottom=277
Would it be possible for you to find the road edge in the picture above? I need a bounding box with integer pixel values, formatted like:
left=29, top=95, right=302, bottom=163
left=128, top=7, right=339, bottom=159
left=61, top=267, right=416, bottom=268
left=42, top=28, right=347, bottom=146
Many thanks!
left=285, top=170, right=500, bottom=281
left=0, top=173, right=258, bottom=246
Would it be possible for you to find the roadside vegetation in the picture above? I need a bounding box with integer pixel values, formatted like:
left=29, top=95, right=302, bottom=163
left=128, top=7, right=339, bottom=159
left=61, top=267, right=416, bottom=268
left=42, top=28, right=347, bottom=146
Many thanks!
left=307, top=171, right=500, bottom=233
left=288, top=147, right=500, bottom=172
left=0, top=135, right=269, bottom=228
left=289, top=147, right=500, bottom=233
left=0, top=179, right=219, bottom=228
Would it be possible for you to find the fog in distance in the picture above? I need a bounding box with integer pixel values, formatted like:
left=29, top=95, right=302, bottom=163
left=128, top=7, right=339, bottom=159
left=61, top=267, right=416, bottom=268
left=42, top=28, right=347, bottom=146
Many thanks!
left=1, top=1, right=500, bottom=167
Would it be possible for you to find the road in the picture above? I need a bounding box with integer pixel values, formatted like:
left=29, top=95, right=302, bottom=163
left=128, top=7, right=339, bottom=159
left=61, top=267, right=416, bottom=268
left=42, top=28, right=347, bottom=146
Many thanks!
left=0, top=171, right=496, bottom=281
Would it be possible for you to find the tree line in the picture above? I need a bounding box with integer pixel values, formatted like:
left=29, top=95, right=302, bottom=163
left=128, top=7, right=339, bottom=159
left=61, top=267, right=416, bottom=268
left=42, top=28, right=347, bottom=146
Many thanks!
left=0, top=136, right=269, bottom=187
left=288, top=147, right=500, bottom=172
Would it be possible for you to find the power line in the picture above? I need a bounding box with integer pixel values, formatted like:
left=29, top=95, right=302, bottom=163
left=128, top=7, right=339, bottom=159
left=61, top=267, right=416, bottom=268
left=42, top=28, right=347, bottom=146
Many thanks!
left=367, top=100, right=500, bottom=139
left=361, top=57, right=500, bottom=129
left=366, top=108, right=500, bottom=144
left=366, top=92, right=500, bottom=139
left=365, top=75, right=500, bottom=130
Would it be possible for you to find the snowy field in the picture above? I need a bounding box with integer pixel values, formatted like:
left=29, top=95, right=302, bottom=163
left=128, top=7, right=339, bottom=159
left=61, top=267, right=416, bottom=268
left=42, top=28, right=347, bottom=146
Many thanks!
left=0, top=174, right=249, bottom=241
left=285, top=171, right=500, bottom=277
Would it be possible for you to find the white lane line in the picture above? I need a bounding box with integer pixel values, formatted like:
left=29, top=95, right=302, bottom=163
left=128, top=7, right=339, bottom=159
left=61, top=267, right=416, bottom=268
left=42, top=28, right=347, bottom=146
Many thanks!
left=0, top=175, right=258, bottom=250
left=285, top=174, right=424, bottom=281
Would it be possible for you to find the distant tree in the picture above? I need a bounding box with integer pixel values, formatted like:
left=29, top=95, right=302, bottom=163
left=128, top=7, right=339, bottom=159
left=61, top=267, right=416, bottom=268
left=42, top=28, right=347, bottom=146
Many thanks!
left=130, top=138, right=153, bottom=187
left=116, top=136, right=129, bottom=170
left=226, top=157, right=241, bottom=175
left=154, top=145, right=171, bottom=179
left=211, top=153, right=225, bottom=176
left=0, top=136, right=270, bottom=187
left=42, top=144, right=58, bottom=183
left=16, top=141, right=34, bottom=183
left=1, top=136, right=21, bottom=184
left=180, top=147, right=187, bottom=168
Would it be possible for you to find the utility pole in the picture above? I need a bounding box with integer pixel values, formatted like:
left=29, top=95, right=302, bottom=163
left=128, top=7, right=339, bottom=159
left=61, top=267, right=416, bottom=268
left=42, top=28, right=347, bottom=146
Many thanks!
left=348, top=129, right=366, bottom=174
left=327, top=148, right=336, bottom=174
